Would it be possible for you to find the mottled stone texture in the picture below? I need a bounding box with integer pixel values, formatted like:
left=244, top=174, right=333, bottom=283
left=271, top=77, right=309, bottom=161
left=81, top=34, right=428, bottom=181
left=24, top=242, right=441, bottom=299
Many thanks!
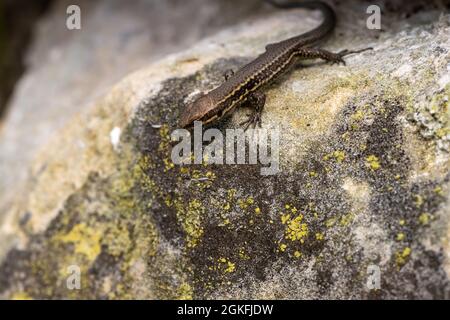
left=0, top=0, right=449, bottom=299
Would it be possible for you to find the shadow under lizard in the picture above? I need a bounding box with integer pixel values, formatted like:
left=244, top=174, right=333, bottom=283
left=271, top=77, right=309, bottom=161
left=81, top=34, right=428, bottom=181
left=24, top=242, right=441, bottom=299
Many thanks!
left=179, top=0, right=371, bottom=130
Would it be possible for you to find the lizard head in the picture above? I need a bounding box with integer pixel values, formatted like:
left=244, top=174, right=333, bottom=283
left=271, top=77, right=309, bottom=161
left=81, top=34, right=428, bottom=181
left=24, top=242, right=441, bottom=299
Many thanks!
left=179, top=94, right=215, bottom=129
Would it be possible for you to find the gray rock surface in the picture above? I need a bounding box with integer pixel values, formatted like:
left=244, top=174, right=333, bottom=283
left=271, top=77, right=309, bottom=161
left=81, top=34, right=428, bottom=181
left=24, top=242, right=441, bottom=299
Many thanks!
left=0, top=0, right=449, bottom=299
left=0, top=0, right=265, bottom=227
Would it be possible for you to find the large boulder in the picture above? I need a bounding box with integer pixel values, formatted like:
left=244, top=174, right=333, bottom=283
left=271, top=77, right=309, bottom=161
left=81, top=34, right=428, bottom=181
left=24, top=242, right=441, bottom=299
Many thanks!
left=0, top=0, right=449, bottom=299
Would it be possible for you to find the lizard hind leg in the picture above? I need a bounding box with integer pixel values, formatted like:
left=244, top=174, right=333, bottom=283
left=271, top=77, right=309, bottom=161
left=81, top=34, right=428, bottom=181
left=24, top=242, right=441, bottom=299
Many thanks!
left=298, top=47, right=372, bottom=66
left=336, top=47, right=373, bottom=64
left=239, top=91, right=266, bottom=131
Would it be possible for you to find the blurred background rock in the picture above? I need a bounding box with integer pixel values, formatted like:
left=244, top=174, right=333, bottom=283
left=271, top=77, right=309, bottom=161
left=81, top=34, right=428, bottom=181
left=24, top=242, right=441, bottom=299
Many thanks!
left=0, top=0, right=267, bottom=222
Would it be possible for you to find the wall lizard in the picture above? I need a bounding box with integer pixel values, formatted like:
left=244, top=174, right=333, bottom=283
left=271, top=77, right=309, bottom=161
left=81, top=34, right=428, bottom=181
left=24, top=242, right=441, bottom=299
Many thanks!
left=179, top=0, right=371, bottom=129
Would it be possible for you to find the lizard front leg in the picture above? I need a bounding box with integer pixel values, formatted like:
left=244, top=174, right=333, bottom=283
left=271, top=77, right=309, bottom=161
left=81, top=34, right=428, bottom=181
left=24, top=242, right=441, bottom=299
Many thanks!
left=297, top=47, right=372, bottom=65
left=240, top=91, right=266, bottom=131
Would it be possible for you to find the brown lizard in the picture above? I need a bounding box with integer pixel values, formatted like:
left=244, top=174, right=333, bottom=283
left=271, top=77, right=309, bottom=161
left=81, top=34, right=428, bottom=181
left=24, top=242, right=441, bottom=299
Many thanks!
left=179, top=0, right=371, bottom=130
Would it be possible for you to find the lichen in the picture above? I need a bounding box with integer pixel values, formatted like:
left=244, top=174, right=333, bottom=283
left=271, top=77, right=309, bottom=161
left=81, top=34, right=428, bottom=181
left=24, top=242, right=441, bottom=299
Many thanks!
left=365, top=155, right=381, bottom=171
left=177, top=282, right=193, bottom=300
left=395, top=247, right=412, bottom=267
left=177, top=199, right=205, bottom=248
left=55, top=223, right=102, bottom=264
left=418, top=212, right=430, bottom=225
left=281, top=211, right=309, bottom=243
left=10, top=292, right=33, bottom=300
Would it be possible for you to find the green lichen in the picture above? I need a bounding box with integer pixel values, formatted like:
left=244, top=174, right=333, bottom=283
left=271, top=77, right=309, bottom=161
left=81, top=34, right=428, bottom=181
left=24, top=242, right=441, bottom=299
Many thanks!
left=281, top=210, right=308, bottom=243
left=177, top=199, right=205, bottom=248
left=55, top=223, right=102, bottom=264
left=418, top=212, right=430, bottom=225
left=365, top=155, right=381, bottom=171
left=395, top=247, right=412, bottom=267
left=396, top=233, right=405, bottom=241
left=177, top=282, right=193, bottom=300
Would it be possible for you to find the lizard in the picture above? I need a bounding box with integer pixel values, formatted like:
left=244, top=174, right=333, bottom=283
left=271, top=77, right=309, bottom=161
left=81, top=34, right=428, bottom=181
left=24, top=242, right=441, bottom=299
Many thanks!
left=179, top=0, right=372, bottom=130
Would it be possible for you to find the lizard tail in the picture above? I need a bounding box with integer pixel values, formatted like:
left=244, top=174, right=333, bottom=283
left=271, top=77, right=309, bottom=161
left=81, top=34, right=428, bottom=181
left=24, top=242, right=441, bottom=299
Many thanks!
left=264, top=0, right=336, bottom=44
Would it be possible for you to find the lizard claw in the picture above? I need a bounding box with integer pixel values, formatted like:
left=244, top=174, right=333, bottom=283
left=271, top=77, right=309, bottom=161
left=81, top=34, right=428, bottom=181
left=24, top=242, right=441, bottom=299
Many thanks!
left=240, top=111, right=262, bottom=131
left=331, top=47, right=372, bottom=65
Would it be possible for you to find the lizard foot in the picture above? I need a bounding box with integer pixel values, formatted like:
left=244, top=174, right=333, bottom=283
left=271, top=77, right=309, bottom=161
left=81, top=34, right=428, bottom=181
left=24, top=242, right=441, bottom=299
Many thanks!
left=239, top=91, right=265, bottom=131
left=240, top=110, right=263, bottom=131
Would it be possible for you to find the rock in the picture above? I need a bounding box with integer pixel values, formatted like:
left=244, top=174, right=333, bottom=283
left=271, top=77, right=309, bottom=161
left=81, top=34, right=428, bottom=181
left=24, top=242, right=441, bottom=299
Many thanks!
left=0, top=0, right=266, bottom=228
left=0, top=1, right=449, bottom=299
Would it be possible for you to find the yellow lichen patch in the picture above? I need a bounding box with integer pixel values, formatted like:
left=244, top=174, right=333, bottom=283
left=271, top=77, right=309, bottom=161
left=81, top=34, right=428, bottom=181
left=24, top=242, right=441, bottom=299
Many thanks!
left=11, top=292, right=33, bottom=300
left=323, top=150, right=345, bottom=163
left=56, top=223, right=102, bottom=263
left=238, top=197, right=255, bottom=210
left=419, top=213, right=430, bottom=225
left=239, top=248, right=250, bottom=260
left=294, top=251, right=302, bottom=258
left=227, top=189, right=237, bottom=200
left=315, top=232, right=324, bottom=241
left=177, top=282, right=193, bottom=300
left=220, top=218, right=230, bottom=226
left=179, top=166, right=189, bottom=174
left=279, top=243, right=287, bottom=252
left=333, top=150, right=346, bottom=163
left=225, top=262, right=235, bottom=273
left=158, top=124, right=171, bottom=152
left=365, top=155, right=381, bottom=170
left=396, top=233, right=405, bottom=241
left=395, top=247, right=412, bottom=267
left=309, top=171, right=318, bottom=177
left=205, top=171, right=216, bottom=180
left=340, top=213, right=355, bottom=227
left=351, top=110, right=365, bottom=122
left=414, top=195, right=424, bottom=208
left=325, top=217, right=337, bottom=228
left=434, top=186, right=443, bottom=195
left=163, top=157, right=175, bottom=172
left=341, top=131, right=350, bottom=141
left=217, top=257, right=236, bottom=273
left=399, top=219, right=406, bottom=226
left=177, top=199, right=205, bottom=248
left=283, top=214, right=308, bottom=243
left=281, top=213, right=291, bottom=225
